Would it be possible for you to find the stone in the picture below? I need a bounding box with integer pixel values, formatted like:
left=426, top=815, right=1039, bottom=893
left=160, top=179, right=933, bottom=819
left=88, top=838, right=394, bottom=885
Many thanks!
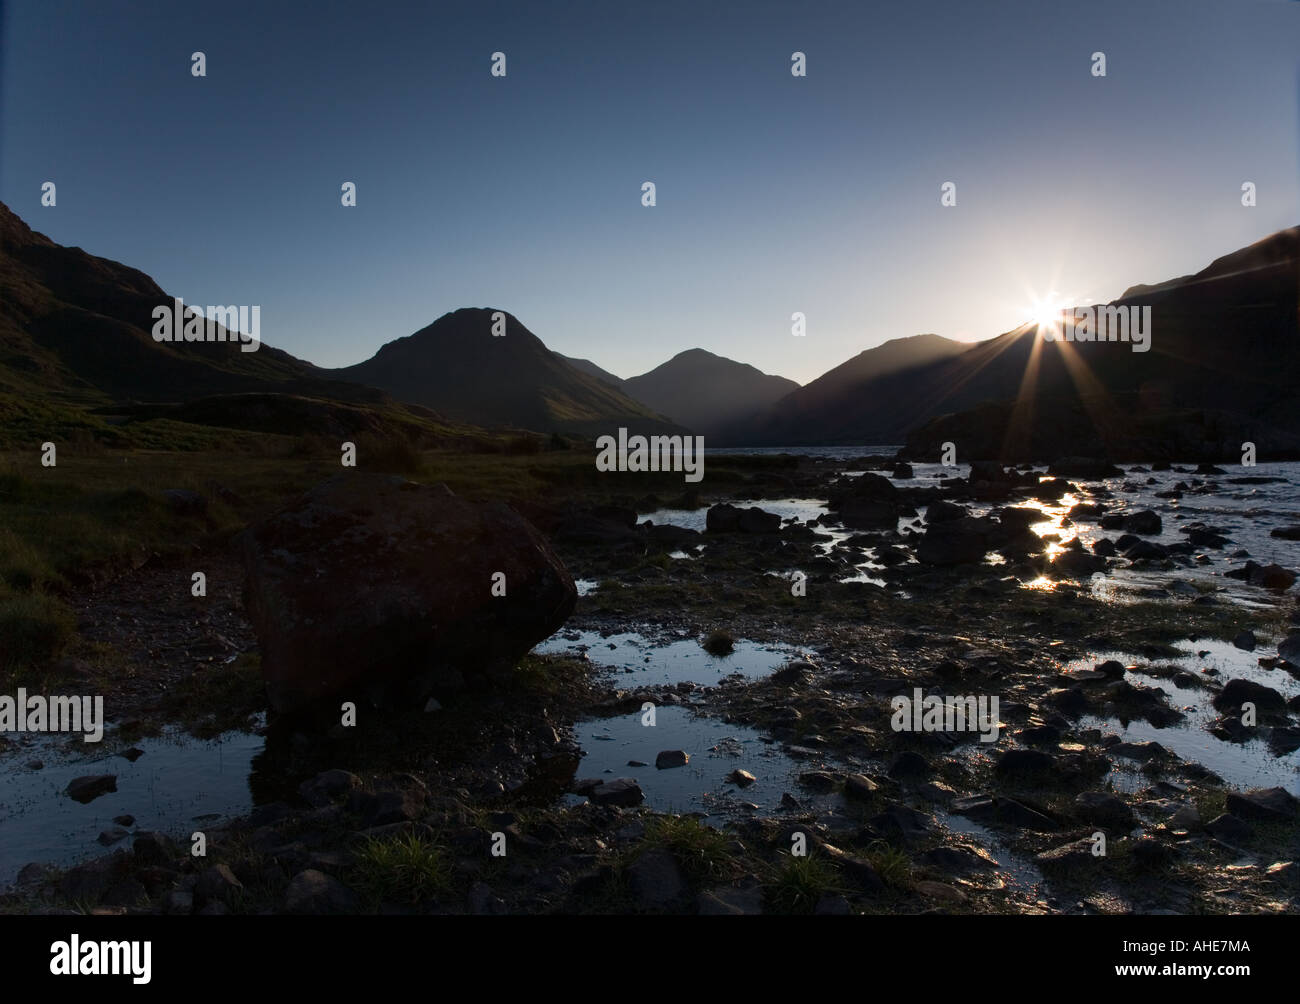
left=65, top=774, right=116, bottom=803
left=1226, top=787, right=1299, bottom=822
left=588, top=778, right=644, bottom=807
left=298, top=769, right=361, bottom=808
left=283, top=869, right=358, bottom=914
left=238, top=474, right=576, bottom=712
left=1074, top=791, right=1135, bottom=829
left=1213, top=678, right=1286, bottom=714
left=655, top=750, right=689, bottom=769
left=626, top=848, right=685, bottom=906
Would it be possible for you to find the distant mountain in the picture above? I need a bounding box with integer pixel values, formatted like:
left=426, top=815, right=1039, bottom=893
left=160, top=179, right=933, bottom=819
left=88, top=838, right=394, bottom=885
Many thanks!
left=558, top=355, right=625, bottom=390
left=0, top=199, right=372, bottom=405
left=332, top=309, right=685, bottom=437
left=737, top=333, right=971, bottom=445
left=611, top=348, right=799, bottom=441
left=898, top=225, right=1300, bottom=460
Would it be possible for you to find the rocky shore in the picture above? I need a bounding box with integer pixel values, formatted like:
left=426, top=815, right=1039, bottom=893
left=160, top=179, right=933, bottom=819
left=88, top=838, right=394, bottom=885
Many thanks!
left=4, top=452, right=1298, bottom=916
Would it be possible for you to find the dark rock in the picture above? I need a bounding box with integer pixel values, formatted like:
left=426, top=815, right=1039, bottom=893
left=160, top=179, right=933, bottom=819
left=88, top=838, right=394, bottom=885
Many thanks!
left=238, top=474, right=576, bottom=712
left=655, top=750, right=689, bottom=769
left=65, top=774, right=116, bottom=803
left=994, top=749, right=1054, bottom=778
left=195, top=864, right=244, bottom=905
left=298, top=769, right=361, bottom=808
left=1205, top=813, right=1252, bottom=841
left=1213, top=678, right=1286, bottom=714
left=284, top=869, right=358, bottom=913
left=589, top=778, right=644, bottom=807
left=1074, top=791, right=1135, bottom=829
left=926, top=500, right=968, bottom=523
left=626, top=848, right=685, bottom=906
left=1226, top=787, right=1299, bottom=822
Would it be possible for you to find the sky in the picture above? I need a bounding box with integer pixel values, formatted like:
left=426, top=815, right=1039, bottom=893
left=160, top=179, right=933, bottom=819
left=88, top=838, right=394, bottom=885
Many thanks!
left=1, top=0, right=1297, bottom=385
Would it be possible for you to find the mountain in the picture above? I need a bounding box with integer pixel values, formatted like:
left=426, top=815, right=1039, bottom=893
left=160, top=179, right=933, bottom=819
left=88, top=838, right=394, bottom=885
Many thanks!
left=558, top=355, right=625, bottom=390
left=615, top=348, right=799, bottom=441
left=737, top=226, right=1300, bottom=457
left=895, top=225, right=1300, bottom=460
left=332, top=309, right=685, bottom=437
left=0, top=200, right=375, bottom=405
left=737, top=333, right=971, bottom=445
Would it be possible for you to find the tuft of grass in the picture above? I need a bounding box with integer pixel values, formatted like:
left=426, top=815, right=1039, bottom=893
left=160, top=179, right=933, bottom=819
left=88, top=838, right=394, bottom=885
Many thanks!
left=642, top=816, right=736, bottom=884
left=765, top=852, right=839, bottom=914
left=0, top=588, right=76, bottom=679
left=862, top=839, right=913, bottom=888
left=701, top=629, right=736, bottom=656
left=350, top=831, right=451, bottom=907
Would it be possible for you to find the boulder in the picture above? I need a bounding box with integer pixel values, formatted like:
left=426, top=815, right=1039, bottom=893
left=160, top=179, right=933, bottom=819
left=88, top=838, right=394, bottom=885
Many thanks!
left=238, top=474, right=576, bottom=712
left=916, top=517, right=990, bottom=565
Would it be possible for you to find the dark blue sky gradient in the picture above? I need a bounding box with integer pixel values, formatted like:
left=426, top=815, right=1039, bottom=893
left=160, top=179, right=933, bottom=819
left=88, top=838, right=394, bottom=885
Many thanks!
left=2, top=0, right=1296, bottom=382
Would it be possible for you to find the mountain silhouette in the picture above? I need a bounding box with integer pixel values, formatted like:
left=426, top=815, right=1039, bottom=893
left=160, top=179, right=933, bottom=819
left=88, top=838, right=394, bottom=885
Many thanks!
left=609, top=348, right=799, bottom=441
left=332, top=309, right=685, bottom=436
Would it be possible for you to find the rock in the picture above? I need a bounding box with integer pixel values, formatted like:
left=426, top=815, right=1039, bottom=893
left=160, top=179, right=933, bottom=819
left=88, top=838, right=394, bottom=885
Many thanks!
left=968, top=460, right=1010, bottom=483
left=1213, top=679, right=1286, bottom=714
left=738, top=507, right=781, bottom=533
left=589, top=778, right=644, bottom=807
left=814, top=892, right=855, bottom=914
left=892, top=463, right=914, bottom=480
left=727, top=769, right=756, bottom=788
left=1123, top=540, right=1168, bottom=561
left=466, top=882, right=507, bottom=915
left=65, top=774, right=116, bottom=803
left=1109, top=741, right=1166, bottom=762
left=1074, top=791, right=1135, bottom=829
left=162, top=489, right=207, bottom=516
left=1099, top=510, right=1162, bottom=535
left=843, top=774, right=879, bottom=801
left=1205, top=813, right=1252, bottom=842
left=1226, top=561, right=1296, bottom=591
left=655, top=750, right=689, bottom=769
left=1232, top=630, right=1257, bottom=651
left=626, top=848, right=685, bottom=906
left=132, top=832, right=177, bottom=866
left=994, top=749, right=1054, bottom=778
left=298, top=769, right=362, bottom=808
left=96, top=827, right=129, bottom=846
left=1132, top=839, right=1177, bottom=869
left=283, top=868, right=358, bottom=914
left=238, top=474, right=576, bottom=711
left=195, top=864, right=244, bottom=905
left=918, top=844, right=998, bottom=874
left=1047, top=457, right=1123, bottom=479
left=163, top=889, right=194, bottom=915
left=838, top=498, right=899, bottom=529
left=845, top=472, right=899, bottom=501
left=925, top=500, right=968, bottom=523
left=1271, top=526, right=1300, bottom=541
left=1278, top=634, right=1300, bottom=665
left=916, top=517, right=990, bottom=565
left=698, top=881, right=764, bottom=915
left=1035, top=839, right=1097, bottom=868
left=888, top=751, right=930, bottom=779
left=1226, top=787, right=1299, bottom=822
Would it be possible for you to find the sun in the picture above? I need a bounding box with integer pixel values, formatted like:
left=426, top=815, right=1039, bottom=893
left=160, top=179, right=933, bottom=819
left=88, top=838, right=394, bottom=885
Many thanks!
left=1027, top=293, right=1064, bottom=334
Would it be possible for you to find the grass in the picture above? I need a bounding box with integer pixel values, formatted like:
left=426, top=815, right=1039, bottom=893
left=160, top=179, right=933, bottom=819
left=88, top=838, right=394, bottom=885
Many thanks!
left=764, top=851, right=840, bottom=914
left=350, top=831, right=451, bottom=908
left=640, top=816, right=738, bottom=885
left=702, top=629, right=736, bottom=656
left=862, top=839, right=914, bottom=888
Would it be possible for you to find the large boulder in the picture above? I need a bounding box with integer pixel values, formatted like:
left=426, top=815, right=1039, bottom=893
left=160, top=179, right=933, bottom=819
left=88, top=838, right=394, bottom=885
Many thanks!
left=916, top=516, right=992, bottom=565
left=239, top=474, right=576, bottom=712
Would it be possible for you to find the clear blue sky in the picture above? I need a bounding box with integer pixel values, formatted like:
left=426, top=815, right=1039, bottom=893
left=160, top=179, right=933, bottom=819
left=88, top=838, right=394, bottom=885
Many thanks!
left=2, top=0, right=1296, bottom=384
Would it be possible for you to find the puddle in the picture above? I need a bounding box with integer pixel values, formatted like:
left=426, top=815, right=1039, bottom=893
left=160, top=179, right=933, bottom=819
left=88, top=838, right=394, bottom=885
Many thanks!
left=1060, top=642, right=1300, bottom=795
left=533, top=630, right=800, bottom=686
left=566, top=705, right=838, bottom=819
left=0, top=726, right=265, bottom=887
